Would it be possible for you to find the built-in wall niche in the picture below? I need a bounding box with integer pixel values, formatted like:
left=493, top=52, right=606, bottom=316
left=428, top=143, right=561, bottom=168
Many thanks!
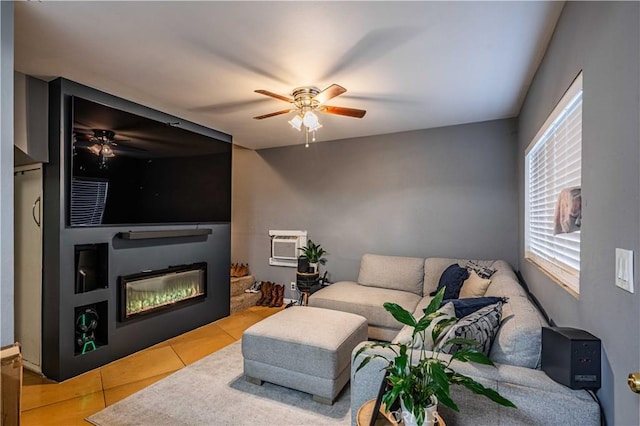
left=74, top=301, right=108, bottom=356
left=74, top=243, right=108, bottom=294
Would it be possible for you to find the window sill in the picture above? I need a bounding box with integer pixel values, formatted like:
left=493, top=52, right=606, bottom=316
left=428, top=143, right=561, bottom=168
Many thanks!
left=525, top=257, right=579, bottom=300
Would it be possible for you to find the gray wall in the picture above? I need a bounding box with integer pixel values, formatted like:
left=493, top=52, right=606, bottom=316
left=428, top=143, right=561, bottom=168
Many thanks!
left=1, top=1, right=14, bottom=346
left=232, top=119, right=518, bottom=299
left=517, top=2, right=640, bottom=424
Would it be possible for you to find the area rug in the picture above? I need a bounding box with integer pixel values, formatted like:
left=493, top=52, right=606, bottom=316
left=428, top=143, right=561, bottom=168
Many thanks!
left=86, top=341, right=351, bottom=426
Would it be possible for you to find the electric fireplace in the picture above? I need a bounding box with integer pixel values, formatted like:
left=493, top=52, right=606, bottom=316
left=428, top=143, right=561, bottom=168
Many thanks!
left=119, top=262, right=207, bottom=322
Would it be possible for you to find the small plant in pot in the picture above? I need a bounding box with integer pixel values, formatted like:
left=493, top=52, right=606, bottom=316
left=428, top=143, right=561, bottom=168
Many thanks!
left=354, top=287, right=516, bottom=426
left=297, top=240, right=327, bottom=273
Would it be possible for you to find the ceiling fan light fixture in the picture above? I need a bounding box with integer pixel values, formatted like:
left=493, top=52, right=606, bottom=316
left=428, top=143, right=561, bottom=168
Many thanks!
left=100, top=144, right=115, bottom=158
left=88, top=143, right=102, bottom=156
left=288, top=114, right=303, bottom=131
left=254, top=84, right=366, bottom=146
left=302, top=110, right=319, bottom=128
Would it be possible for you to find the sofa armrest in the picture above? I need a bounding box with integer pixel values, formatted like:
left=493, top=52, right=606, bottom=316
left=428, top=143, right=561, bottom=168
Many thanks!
left=351, top=343, right=600, bottom=426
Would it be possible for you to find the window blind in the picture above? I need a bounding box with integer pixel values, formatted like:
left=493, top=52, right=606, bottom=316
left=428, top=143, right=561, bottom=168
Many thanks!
left=70, top=177, right=109, bottom=226
left=525, top=73, right=583, bottom=294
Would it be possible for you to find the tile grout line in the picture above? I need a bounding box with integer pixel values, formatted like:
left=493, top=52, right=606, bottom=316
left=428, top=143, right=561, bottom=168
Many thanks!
left=169, top=342, right=188, bottom=368
left=100, top=369, right=107, bottom=408
left=19, top=389, right=106, bottom=414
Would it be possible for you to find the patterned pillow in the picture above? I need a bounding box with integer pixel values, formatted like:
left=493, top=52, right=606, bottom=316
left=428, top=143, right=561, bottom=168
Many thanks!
left=435, top=301, right=503, bottom=355
left=465, top=260, right=497, bottom=279
left=394, top=302, right=456, bottom=350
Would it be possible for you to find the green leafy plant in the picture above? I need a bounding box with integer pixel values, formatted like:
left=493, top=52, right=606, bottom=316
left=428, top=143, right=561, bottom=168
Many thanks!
left=354, top=287, right=516, bottom=426
left=297, top=240, right=328, bottom=265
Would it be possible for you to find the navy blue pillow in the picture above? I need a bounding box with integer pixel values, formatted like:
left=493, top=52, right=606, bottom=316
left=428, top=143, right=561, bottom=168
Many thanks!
left=430, top=264, right=469, bottom=299
left=440, top=297, right=508, bottom=318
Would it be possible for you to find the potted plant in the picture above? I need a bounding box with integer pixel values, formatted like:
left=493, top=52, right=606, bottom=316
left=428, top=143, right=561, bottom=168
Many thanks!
left=297, top=240, right=328, bottom=273
left=354, top=287, right=516, bottom=426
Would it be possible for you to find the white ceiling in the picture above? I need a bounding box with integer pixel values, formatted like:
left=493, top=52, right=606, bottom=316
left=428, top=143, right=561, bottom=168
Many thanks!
left=14, top=1, right=563, bottom=150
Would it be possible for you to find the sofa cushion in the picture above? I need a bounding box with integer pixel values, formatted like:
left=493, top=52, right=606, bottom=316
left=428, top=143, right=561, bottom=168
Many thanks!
left=357, top=254, right=425, bottom=296
left=430, top=264, right=469, bottom=299
left=459, top=270, right=492, bottom=298
left=393, top=302, right=456, bottom=350
left=436, top=301, right=503, bottom=355
left=307, top=281, right=421, bottom=330
left=490, top=295, right=547, bottom=369
left=484, top=260, right=527, bottom=298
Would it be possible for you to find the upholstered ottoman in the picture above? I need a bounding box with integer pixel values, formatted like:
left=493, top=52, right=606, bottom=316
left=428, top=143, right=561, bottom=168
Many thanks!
left=242, top=306, right=368, bottom=404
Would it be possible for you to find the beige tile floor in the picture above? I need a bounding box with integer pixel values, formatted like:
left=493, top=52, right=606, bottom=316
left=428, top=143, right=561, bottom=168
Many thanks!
left=20, top=306, right=282, bottom=425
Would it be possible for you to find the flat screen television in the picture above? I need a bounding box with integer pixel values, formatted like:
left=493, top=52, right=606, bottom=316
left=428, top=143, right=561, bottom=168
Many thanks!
left=69, top=96, right=232, bottom=227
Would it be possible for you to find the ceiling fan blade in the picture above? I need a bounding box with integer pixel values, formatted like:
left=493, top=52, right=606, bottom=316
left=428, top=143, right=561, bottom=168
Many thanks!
left=73, top=139, right=93, bottom=148
left=253, top=109, right=294, bottom=120
left=314, top=84, right=346, bottom=105
left=111, top=143, right=147, bottom=154
left=321, top=105, right=367, bottom=118
left=254, top=90, right=293, bottom=103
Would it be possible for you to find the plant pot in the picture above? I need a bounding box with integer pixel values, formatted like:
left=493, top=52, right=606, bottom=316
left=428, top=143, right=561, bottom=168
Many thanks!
left=400, top=396, right=438, bottom=426
left=308, top=262, right=319, bottom=273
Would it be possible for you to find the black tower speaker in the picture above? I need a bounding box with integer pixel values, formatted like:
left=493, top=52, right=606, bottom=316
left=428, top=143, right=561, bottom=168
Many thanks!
left=542, top=327, right=601, bottom=389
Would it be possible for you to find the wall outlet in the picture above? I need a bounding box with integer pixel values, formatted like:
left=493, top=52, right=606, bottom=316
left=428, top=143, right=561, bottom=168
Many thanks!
left=290, top=282, right=297, bottom=291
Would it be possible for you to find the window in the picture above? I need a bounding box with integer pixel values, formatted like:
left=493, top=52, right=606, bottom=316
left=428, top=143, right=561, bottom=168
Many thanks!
left=525, top=72, right=583, bottom=295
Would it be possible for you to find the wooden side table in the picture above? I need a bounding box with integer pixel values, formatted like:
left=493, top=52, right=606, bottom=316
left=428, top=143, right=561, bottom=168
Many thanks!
left=356, top=399, right=445, bottom=426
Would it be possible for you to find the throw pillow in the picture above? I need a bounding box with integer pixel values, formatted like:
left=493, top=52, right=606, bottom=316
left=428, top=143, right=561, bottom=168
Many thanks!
left=429, top=264, right=469, bottom=299
left=459, top=270, right=492, bottom=298
left=435, top=301, right=503, bottom=355
left=465, top=260, right=497, bottom=279
left=440, top=296, right=508, bottom=318
left=393, top=302, right=456, bottom=350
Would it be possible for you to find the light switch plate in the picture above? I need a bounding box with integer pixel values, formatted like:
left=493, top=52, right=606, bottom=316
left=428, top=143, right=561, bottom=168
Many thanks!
left=615, top=248, right=634, bottom=293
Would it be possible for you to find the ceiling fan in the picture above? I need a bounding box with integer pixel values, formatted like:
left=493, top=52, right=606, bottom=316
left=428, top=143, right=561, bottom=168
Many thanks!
left=253, top=84, right=367, bottom=146
left=73, top=129, right=138, bottom=169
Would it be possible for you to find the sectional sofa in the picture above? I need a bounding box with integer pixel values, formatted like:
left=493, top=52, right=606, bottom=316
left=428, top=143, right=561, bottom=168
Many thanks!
left=307, top=254, right=600, bottom=425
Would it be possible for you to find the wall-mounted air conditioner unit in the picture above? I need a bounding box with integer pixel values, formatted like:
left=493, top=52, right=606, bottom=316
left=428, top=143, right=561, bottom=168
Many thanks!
left=269, top=230, right=307, bottom=267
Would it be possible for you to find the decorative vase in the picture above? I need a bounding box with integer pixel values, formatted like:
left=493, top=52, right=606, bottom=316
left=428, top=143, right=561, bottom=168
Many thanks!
left=400, top=396, right=438, bottom=426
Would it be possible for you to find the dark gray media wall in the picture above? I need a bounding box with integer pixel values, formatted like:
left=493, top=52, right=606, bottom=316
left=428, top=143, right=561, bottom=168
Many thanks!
left=43, top=78, right=232, bottom=381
